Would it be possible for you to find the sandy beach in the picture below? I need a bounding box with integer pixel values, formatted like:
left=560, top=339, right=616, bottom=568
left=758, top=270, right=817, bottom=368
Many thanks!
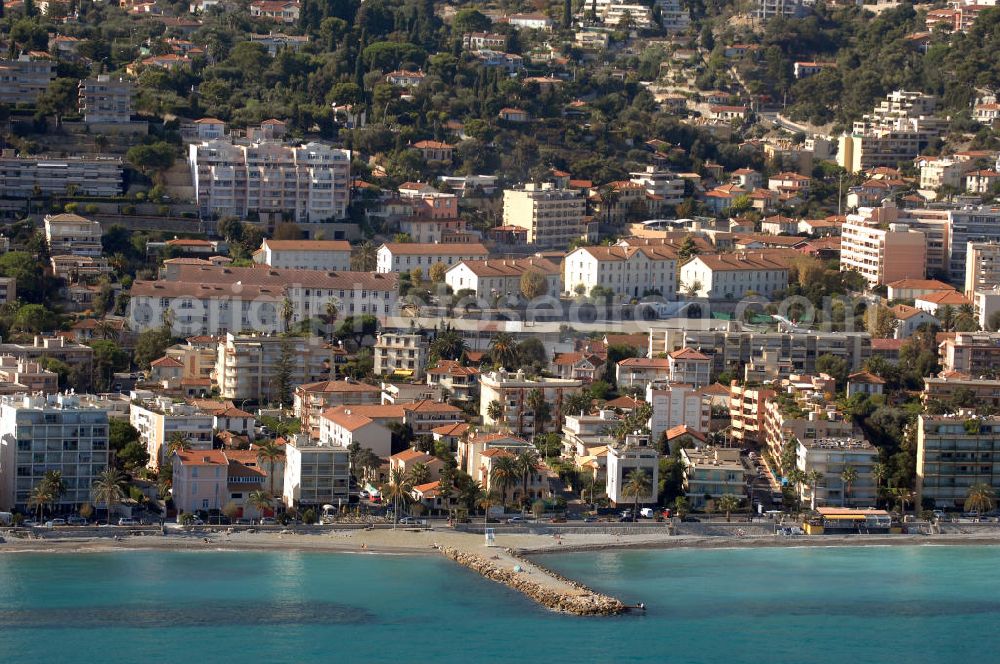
left=5, top=527, right=1000, bottom=557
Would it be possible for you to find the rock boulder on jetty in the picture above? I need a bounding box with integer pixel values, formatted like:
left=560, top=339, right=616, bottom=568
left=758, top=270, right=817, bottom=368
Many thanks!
left=437, top=546, right=626, bottom=616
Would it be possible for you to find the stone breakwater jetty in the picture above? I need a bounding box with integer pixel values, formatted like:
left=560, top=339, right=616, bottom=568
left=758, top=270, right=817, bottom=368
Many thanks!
left=436, top=545, right=627, bottom=616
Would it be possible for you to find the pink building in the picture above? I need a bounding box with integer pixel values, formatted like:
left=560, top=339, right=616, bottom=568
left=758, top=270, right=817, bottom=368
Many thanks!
left=840, top=207, right=927, bottom=287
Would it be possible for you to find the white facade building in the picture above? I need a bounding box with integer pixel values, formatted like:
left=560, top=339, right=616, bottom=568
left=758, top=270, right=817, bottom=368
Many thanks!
left=678, top=252, right=789, bottom=299
left=606, top=434, right=659, bottom=507
left=563, top=244, right=678, bottom=298
left=282, top=435, right=350, bottom=508
left=189, top=139, right=351, bottom=223
left=0, top=394, right=110, bottom=511
left=255, top=238, right=352, bottom=271
left=318, top=406, right=392, bottom=457
left=646, top=381, right=710, bottom=442
left=445, top=257, right=561, bottom=299
left=44, top=213, right=103, bottom=257
left=375, top=243, right=489, bottom=273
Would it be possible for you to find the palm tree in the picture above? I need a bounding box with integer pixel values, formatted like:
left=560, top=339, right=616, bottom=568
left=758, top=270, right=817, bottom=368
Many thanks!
left=526, top=388, right=548, bottom=437
left=430, top=326, right=467, bottom=361
left=166, top=432, right=192, bottom=459
left=247, top=490, right=273, bottom=523
left=407, top=461, right=431, bottom=487
left=42, top=470, right=66, bottom=515
left=673, top=496, right=690, bottom=519
left=488, top=332, right=518, bottom=369
left=280, top=297, right=294, bottom=332
left=806, top=470, right=823, bottom=510
left=490, top=455, right=519, bottom=510
left=255, top=440, right=284, bottom=498
left=351, top=241, right=378, bottom=271
left=872, top=462, right=888, bottom=499
left=622, top=468, right=651, bottom=522
left=477, top=489, right=500, bottom=528
left=28, top=484, right=53, bottom=522
left=460, top=479, right=484, bottom=514
left=717, top=494, right=740, bottom=522
left=487, top=399, right=505, bottom=427
left=515, top=448, right=541, bottom=514
left=892, top=487, right=916, bottom=517
left=964, top=482, right=996, bottom=514
left=91, top=468, right=126, bottom=525
left=383, top=468, right=412, bottom=528
left=840, top=466, right=858, bottom=507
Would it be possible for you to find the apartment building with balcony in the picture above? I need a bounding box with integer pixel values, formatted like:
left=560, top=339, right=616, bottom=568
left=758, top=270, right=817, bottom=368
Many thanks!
left=479, top=370, right=584, bottom=436
left=0, top=54, right=55, bottom=105
left=215, top=333, right=346, bottom=403
left=373, top=333, right=429, bottom=380
left=293, top=379, right=381, bottom=438
left=79, top=75, right=133, bottom=124
left=44, top=213, right=103, bottom=258
left=729, top=382, right=775, bottom=446
left=129, top=396, right=215, bottom=469
left=917, top=413, right=1000, bottom=508
left=939, top=332, right=1000, bottom=375
left=502, top=183, right=587, bottom=247
left=188, top=139, right=351, bottom=224
left=681, top=447, right=748, bottom=507
left=797, top=437, right=878, bottom=507
left=282, top=435, right=350, bottom=508
left=0, top=394, right=110, bottom=511
left=0, top=151, right=123, bottom=197
left=839, top=214, right=927, bottom=287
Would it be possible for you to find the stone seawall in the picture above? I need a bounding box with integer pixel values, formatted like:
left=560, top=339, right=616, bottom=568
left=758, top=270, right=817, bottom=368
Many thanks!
left=436, top=545, right=626, bottom=616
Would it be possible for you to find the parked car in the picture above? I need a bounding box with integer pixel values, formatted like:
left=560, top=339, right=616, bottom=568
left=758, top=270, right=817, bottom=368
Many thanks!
left=399, top=517, right=423, bottom=525
left=506, top=516, right=525, bottom=524
left=549, top=516, right=567, bottom=523
left=583, top=516, right=597, bottom=523
left=66, top=516, right=87, bottom=526
left=22, top=520, right=39, bottom=527
left=44, top=518, right=67, bottom=527
left=118, top=517, right=137, bottom=526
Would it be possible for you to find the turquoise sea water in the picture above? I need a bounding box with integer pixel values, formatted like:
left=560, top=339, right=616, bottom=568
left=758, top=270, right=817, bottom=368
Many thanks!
left=1, top=545, right=999, bottom=663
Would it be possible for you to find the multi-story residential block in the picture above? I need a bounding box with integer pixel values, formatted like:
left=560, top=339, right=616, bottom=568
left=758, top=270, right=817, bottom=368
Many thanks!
left=563, top=244, right=678, bottom=299
left=678, top=251, right=789, bottom=299
left=923, top=375, right=1000, bottom=410
left=916, top=414, right=1000, bottom=508
left=616, top=358, right=671, bottom=389
left=947, top=207, right=1000, bottom=283
left=646, top=381, right=710, bottom=442
left=681, top=331, right=871, bottom=379
left=0, top=277, right=17, bottom=306
left=0, top=54, right=55, bottom=105
left=729, top=382, right=775, bottom=446
left=0, top=151, right=123, bottom=197
left=755, top=0, right=807, bottom=20
left=840, top=215, right=927, bottom=287
left=480, top=370, right=583, bottom=435
left=401, top=399, right=464, bottom=434
left=425, top=360, right=479, bottom=402
left=282, top=434, right=350, bottom=508
left=78, top=75, right=133, bottom=124
left=0, top=336, right=93, bottom=376
left=253, top=239, right=352, bottom=271
left=445, top=257, right=561, bottom=300
left=681, top=447, right=748, bottom=507
left=939, top=332, right=1000, bottom=375
left=130, top=396, right=214, bottom=468
left=502, top=183, right=587, bottom=247
left=629, top=166, right=687, bottom=208
left=666, top=347, right=711, bottom=386
left=606, top=434, right=659, bottom=507
left=762, top=388, right=855, bottom=463
left=376, top=242, right=490, bottom=274
left=919, top=157, right=970, bottom=190
left=373, top=333, right=429, bottom=380
left=215, top=333, right=347, bottom=403
left=293, top=379, right=381, bottom=438
left=0, top=394, right=110, bottom=511
left=0, top=357, right=59, bottom=394
left=188, top=139, right=351, bottom=223
left=318, top=406, right=392, bottom=457
left=797, top=437, right=878, bottom=507
left=44, top=213, right=103, bottom=257
left=128, top=264, right=398, bottom=336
